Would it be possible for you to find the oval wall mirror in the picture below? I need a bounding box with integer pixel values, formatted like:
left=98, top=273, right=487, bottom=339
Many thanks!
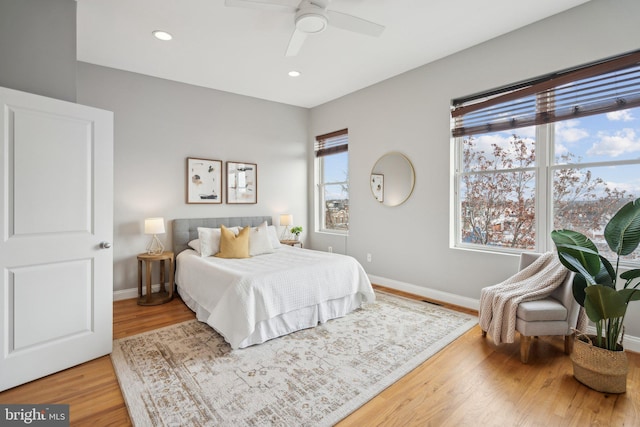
left=370, top=152, right=415, bottom=207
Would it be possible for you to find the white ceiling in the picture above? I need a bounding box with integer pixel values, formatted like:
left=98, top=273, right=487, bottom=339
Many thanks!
left=76, top=0, right=590, bottom=108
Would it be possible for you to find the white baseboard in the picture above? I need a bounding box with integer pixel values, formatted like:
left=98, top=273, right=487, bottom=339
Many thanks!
left=368, top=274, right=480, bottom=311
left=368, top=274, right=640, bottom=353
left=113, top=283, right=165, bottom=301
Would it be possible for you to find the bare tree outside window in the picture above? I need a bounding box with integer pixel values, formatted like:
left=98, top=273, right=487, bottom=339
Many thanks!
left=459, top=114, right=637, bottom=260
left=460, top=134, right=536, bottom=249
left=323, top=183, right=349, bottom=231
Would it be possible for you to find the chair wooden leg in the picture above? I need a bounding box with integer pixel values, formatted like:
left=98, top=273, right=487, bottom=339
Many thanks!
left=564, top=333, right=574, bottom=355
left=520, top=335, right=532, bottom=363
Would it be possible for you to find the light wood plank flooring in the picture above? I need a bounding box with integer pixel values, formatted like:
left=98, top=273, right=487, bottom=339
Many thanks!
left=1, top=287, right=638, bottom=426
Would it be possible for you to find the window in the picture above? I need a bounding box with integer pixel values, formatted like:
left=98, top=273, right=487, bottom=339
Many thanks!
left=315, top=129, right=349, bottom=233
left=452, top=51, right=640, bottom=261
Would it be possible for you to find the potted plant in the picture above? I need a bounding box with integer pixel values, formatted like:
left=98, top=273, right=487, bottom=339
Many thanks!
left=551, top=197, right=640, bottom=393
left=290, top=226, right=303, bottom=241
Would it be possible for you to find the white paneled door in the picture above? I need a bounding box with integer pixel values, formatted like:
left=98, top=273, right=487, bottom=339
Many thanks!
left=0, top=87, right=113, bottom=391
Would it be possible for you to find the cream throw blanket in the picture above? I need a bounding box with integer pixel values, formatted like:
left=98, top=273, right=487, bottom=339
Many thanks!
left=479, top=252, right=569, bottom=346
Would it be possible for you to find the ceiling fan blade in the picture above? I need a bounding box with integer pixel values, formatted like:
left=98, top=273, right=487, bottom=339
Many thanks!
left=285, top=28, right=307, bottom=56
left=326, top=10, right=385, bottom=37
left=308, top=0, right=330, bottom=8
left=224, top=0, right=297, bottom=13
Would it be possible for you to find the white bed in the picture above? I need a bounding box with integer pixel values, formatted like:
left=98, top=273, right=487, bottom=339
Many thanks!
left=173, top=217, right=375, bottom=349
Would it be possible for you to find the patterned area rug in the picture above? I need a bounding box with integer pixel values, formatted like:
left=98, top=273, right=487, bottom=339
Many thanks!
left=111, top=292, right=477, bottom=426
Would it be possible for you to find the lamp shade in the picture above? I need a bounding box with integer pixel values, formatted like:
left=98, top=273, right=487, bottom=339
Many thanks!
left=144, top=217, right=165, bottom=235
left=280, top=214, right=293, bottom=227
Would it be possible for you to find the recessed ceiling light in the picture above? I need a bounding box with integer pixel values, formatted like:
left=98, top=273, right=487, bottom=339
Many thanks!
left=288, top=70, right=301, bottom=77
left=152, top=30, right=173, bottom=41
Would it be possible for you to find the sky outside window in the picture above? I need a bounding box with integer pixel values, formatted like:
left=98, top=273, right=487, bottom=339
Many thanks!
left=323, top=151, right=348, bottom=200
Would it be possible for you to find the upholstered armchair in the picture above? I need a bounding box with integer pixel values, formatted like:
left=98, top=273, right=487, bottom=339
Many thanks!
left=482, top=252, right=581, bottom=363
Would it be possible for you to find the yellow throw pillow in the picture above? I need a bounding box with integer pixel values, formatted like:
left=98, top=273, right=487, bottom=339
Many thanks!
left=215, top=225, right=250, bottom=259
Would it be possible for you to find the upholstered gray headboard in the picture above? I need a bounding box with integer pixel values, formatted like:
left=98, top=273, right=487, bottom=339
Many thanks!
left=172, top=216, right=273, bottom=255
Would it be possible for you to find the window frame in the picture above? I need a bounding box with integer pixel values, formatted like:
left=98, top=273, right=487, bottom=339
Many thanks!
left=453, top=109, right=640, bottom=259
left=453, top=134, right=540, bottom=254
left=315, top=129, right=349, bottom=235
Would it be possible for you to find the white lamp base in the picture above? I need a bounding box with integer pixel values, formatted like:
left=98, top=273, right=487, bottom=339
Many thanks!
left=146, top=234, right=165, bottom=255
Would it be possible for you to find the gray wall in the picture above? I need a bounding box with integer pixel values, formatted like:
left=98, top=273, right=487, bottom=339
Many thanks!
left=308, top=0, right=640, bottom=342
left=76, top=63, right=309, bottom=296
left=0, top=0, right=77, bottom=102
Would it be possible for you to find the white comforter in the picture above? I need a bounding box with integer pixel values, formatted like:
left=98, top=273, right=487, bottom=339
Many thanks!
left=175, top=246, right=375, bottom=349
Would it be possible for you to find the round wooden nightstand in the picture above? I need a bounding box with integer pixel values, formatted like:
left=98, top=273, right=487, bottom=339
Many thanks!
left=280, top=240, right=303, bottom=248
left=137, top=251, right=174, bottom=306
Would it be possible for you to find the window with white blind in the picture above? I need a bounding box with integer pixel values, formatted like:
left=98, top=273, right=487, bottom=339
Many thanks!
left=451, top=50, right=640, bottom=261
left=315, top=129, right=349, bottom=233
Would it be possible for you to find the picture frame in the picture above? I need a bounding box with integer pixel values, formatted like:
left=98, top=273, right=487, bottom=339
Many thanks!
left=226, top=161, right=257, bottom=204
left=186, top=157, right=222, bottom=204
left=371, top=173, right=384, bottom=202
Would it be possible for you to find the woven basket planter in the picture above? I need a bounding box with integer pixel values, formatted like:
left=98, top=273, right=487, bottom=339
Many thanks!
left=571, top=335, right=628, bottom=394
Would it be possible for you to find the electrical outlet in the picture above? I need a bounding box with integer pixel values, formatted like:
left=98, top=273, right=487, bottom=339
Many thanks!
left=367, top=253, right=372, bottom=262
left=328, top=246, right=333, bottom=253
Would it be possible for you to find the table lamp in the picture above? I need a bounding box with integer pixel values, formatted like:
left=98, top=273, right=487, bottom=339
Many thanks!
left=280, top=214, right=292, bottom=240
left=145, top=217, right=165, bottom=254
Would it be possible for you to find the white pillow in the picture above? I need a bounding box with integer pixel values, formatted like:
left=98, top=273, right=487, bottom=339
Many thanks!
left=197, top=227, right=221, bottom=257
left=267, top=225, right=282, bottom=249
left=249, top=221, right=275, bottom=256
left=197, top=226, right=239, bottom=257
left=188, top=239, right=200, bottom=253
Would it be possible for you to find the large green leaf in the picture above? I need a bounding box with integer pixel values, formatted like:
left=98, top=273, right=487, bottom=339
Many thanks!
left=619, top=288, right=640, bottom=302
left=571, top=273, right=588, bottom=307
left=599, top=256, right=616, bottom=286
left=584, top=285, right=628, bottom=322
left=551, top=230, right=601, bottom=276
left=570, top=264, right=614, bottom=307
left=620, top=268, right=640, bottom=281
left=604, top=198, right=640, bottom=256
left=558, top=252, right=598, bottom=284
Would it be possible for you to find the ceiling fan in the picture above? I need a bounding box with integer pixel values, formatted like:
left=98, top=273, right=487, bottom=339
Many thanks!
left=224, top=0, right=385, bottom=56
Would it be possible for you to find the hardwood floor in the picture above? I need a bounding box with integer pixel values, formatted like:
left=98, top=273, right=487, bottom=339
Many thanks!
left=1, top=288, right=638, bottom=426
left=0, top=298, right=194, bottom=427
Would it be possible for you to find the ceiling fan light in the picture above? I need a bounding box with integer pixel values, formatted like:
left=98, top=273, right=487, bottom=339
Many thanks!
left=295, top=12, right=327, bottom=34
left=152, top=30, right=173, bottom=41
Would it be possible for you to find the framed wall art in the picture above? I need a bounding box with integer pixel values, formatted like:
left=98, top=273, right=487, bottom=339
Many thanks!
left=371, top=173, right=384, bottom=202
left=186, top=157, right=222, bottom=204
left=226, top=161, right=257, bottom=204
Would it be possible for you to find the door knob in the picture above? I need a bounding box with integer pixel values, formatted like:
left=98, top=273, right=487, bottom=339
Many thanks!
left=100, top=241, right=112, bottom=249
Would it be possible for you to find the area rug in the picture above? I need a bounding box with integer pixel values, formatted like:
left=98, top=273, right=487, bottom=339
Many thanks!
left=111, top=291, right=477, bottom=426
